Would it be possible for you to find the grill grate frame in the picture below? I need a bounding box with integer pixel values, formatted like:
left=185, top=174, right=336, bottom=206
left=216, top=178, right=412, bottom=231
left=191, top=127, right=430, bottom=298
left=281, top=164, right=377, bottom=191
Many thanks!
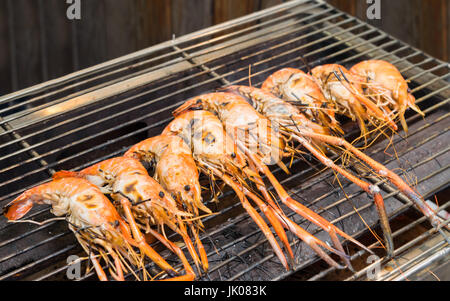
left=0, top=0, right=449, bottom=281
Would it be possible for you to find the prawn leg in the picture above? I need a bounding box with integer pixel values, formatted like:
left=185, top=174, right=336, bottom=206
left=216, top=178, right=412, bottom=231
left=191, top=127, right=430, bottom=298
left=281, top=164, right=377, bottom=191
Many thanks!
left=177, top=216, right=204, bottom=274
left=237, top=140, right=375, bottom=257
left=246, top=160, right=347, bottom=263
left=116, top=195, right=179, bottom=277
left=241, top=185, right=295, bottom=265
left=353, top=91, right=398, bottom=131
left=333, top=69, right=398, bottom=131
left=103, top=245, right=125, bottom=281
left=146, top=228, right=196, bottom=281
left=287, top=132, right=394, bottom=257
left=204, top=163, right=291, bottom=270
left=245, top=162, right=350, bottom=269
left=190, top=226, right=209, bottom=272
left=89, top=255, right=109, bottom=281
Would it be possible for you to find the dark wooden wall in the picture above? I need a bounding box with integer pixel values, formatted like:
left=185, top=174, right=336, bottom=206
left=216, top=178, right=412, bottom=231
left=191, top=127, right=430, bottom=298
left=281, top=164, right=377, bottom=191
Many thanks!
left=0, top=0, right=448, bottom=96
left=327, top=0, right=449, bottom=62
left=0, top=0, right=286, bottom=96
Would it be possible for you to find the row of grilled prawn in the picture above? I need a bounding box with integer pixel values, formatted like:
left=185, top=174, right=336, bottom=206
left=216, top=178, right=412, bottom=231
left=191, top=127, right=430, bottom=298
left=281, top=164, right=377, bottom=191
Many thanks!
left=2, top=60, right=440, bottom=281
left=4, top=144, right=203, bottom=281
left=264, top=60, right=424, bottom=138
left=163, top=59, right=440, bottom=271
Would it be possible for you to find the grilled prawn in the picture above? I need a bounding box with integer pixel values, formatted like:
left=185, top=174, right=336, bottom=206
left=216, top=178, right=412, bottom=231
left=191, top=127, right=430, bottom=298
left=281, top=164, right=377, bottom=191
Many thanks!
left=173, top=95, right=374, bottom=269
left=125, top=135, right=210, bottom=271
left=161, top=109, right=291, bottom=269
left=163, top=109, right=360, bottom=269
left=52, top=157, right=199, bottom=277
left=2, top=177, right=193, bottom=281
left=261, top=67, right=342, bottom=134
left=350, top=60, right=425, bottom=133
left=223, top=85, right=443, bottom=256
left=310, top=64, right=398, bottom=140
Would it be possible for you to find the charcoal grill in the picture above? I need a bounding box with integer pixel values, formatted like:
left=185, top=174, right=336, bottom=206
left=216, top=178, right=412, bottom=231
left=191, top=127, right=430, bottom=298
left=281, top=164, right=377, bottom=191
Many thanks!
left=0, top=0, right=449, bottom=281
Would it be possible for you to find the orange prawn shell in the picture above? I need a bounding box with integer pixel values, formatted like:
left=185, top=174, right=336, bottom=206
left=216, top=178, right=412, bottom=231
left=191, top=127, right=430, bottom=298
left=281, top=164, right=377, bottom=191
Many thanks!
left=164, top=110, right=246, bottom=168
left=263, top=68, right=330, bottom=107
left=4, top=177, right=123, bottom=229
left=310, top=64, right=375, bottom=127
left=157, top=142, right=201, bottom=204
left=76, top=157, right=181, bottom=215
left=262, top=68, right=340, bottom=131
left=178, top=93, right=285, bottom=166
left=125, top=135, right=204, bottom=211
left=262, top=67, right=302, bottom=95
left=311, top=64, right=366, bottom=95
left=226, top=85, right=330, bottom=136
left=350, top=60, right=415, bottom=109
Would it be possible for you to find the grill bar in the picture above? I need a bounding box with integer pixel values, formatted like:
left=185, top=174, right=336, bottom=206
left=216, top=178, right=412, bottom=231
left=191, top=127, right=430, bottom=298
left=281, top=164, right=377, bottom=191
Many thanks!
left=344, top=213, right=449, bottom=280
left=0, top=231, right=70, bottom=264
left=305, top=202, right=450, bottom=281
left=387, top=243, right=450, bottom=281
left=0, top=13, right=446, bottom=157
left=0, top=2, right=331, bottom=119
left=344, top=218, right=450, bottom=281
left=226, top=43, right=422, bottom=88
left=0, top=245, right=77, bottom=281
left=0, top=120, right=54, bottom=176
left=379, top=239, right=448, bottom=281
left=0, top=11, right=352, bottom=154
left=173, top=45, right=231, bottom=86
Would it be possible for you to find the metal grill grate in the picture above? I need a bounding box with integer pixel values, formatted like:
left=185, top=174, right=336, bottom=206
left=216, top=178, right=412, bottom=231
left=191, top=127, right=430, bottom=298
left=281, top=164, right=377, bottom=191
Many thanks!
left=0, top=0, right=449, bottom=281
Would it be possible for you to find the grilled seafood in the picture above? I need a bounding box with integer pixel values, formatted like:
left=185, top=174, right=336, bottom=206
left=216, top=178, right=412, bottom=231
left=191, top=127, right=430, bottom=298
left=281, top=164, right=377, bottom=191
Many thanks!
left=310, top=64, right=398, bottom=140
left=2, top=177, right=194, bottom=281
left=173, top=95, right=374, bottom=269
left=350, top=60, right=425, bottom=133
left=124, top=134, right=210, bottom=271
left=125, top=135, right=210, bottom=216
left=223, top=85, right=443, bottom=256
left=3, top=59, right=433, bottom=279
left=52, top=157, right=200, bottom=277
left=261, top=67, right=342, bottom=134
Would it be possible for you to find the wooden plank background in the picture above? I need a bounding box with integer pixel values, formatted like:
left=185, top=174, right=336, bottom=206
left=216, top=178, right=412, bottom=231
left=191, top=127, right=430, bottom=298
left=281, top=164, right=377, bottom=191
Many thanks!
left=0, top=0, right=447, bottom=96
